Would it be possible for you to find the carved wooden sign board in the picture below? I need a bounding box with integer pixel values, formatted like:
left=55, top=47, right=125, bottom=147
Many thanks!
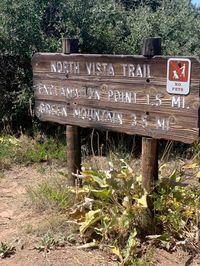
left=32, top=53, right=200, bottom=144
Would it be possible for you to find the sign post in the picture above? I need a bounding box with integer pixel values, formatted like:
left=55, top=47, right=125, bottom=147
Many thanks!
left=62, top=38, right=81, bottom=186
left=141, top=38, right=161, bottom=194
left=32, top=37, right=200, bottom=189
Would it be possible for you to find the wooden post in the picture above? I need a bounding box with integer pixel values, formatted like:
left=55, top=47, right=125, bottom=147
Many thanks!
left=141, top=138, right=158, bottom=193
left=62, top=38, right=81, bottom=186
left=142, top=37, right=162, bottom=58
left=141, top=37, right=161, bottom=193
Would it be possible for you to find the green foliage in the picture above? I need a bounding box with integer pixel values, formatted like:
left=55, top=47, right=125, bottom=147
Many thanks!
left=25, top=153, right=200, bottom=263
left=192, top=140, right=200, bottom=160
left=153, top=171, right=200, bottom=246
left=1, top=0, right=200, bottom=132
left=152, top=0, right=200, bottom=56
left=124, top=1, right=200, bottom=56
left=69, top=161, right=151, bottom=264
left=57, top=0, right=130, bottom=54
left=0, top=135, right=66, bottom=164
left=122, top=229, right=138, bottom=264
left=62, top=162, right=199, bottom=264
left=0, top=0, right=59, bottom=132
left=0, top=242, right=16, bottom=258
left=34, top=232, right=65, bottom=252
left=28, top=176, right=74, bottom=212
left=120, top=0, right=162, bottom=11
left=24, top=138, right=66, bottom=163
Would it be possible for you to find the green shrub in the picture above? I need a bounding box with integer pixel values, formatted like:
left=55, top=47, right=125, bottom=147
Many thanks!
left=63, top=162, right=200, bottom=264
left=24, top=138, right=66, bottom=163
left=153, top=171, right=200, bottom=243
left=0, top=135, right=66, bottom=164
left=1, top=0, right=200, bottom=133
left=28, top=174, right=75, bottom=212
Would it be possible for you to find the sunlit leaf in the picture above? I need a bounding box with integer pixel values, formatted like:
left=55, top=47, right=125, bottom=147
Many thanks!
left=134, top=191, right=148, bottom=208
left=196, top=171, right=200, bottom=178
left=146, top=233, right=170, bottom=242
left=90, top=175, right=108, bottom=188
left=82, top=170, right=108, bottom=188
left=136, top=175, right=142, bottom=182
left=122, top=196, right=131, bottom=208
left=68, top=187, right=89, bottom=194
left=90, top=189, right=111, bottom=200
left=77, top=240, right=98, bottom=249
left=120, top=159, right=132, bottom=171
left=159, top=163, right=167, bottom=171
left=0, top=137, right=20, bottom=146
left=80, top=210, right=102, bottom=235
left=182, top=163, right=198, bottom=169
left=68, top=187, right=89, bottom=202
left=111, top=246, right=121, bottom=257
left=123, top=229, right=137, bottom=263
left=111, top=246, right=123, bottom=262
left=169, top=170, right=177, bottom=181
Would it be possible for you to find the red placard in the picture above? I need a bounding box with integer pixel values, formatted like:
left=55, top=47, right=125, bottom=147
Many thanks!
left=167, top=58, right=191, bottom=95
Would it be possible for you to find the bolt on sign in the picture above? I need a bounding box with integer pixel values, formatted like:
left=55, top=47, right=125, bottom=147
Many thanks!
left=32, top=53, right=200, bottom=144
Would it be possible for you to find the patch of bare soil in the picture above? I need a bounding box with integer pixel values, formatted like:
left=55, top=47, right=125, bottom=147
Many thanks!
left=0, top=164, right=114, bottom=266
left=152, top=248, right=200, bottom=266
left=0, top=162, right=199, bottom=266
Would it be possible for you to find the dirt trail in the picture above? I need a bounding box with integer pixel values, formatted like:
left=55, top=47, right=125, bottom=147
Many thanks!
left=0, top=165, right=113, bottom=266
left=0, top=163, right=199, bottom=266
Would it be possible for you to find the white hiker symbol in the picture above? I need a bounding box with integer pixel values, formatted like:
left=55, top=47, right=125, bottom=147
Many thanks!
left=172, top=63, right=186, bottom=79
left=180, top=64, right=186, bottom=77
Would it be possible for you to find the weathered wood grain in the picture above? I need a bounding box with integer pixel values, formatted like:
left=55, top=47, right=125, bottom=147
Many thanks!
left=32, top=53, right=200, bottom=143
left=62, top=38, right=81, bottom=185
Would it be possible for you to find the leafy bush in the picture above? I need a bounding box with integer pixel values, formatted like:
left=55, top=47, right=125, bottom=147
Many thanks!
left=62, top=162, right=200, bottom=264
left=1, top=0, right=200, bottom=133
left=66, top=161, right=150, bottom=264
left=23, top=137, right=66, bottom=163
left=24, top=149, right=200, bottom=263
left=153, top=171, right=200, bottom=248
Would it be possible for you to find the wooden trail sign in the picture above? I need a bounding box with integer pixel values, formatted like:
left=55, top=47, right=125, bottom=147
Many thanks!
left=32, top=53, right=200, bottom=144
